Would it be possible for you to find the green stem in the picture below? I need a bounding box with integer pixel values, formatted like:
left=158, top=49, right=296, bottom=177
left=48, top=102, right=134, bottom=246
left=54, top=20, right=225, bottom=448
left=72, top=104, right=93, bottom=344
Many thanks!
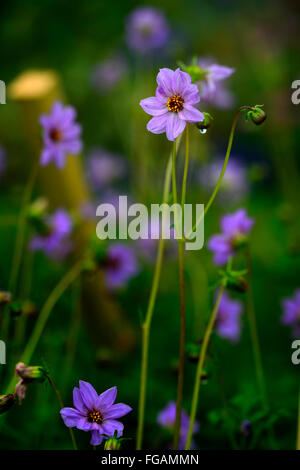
left=5, top=260, right=82, bottom=395
left=173, top=126, right=189, bottom=450
left=2, top=161, right=38, bottom=339
left=9, top=161, right=38, bottom=295
left=185, top=106, right=253, bottom=241
left=245, top=246, right=267, bottom=410
left=136, top=145, right=175, bottom=450
left=185, top=286, right=225, bottom=449
left=47, top=373, right=78, bottom=450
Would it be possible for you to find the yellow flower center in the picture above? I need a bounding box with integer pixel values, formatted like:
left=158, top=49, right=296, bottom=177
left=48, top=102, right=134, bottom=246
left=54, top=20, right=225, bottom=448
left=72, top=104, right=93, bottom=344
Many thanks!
left=166, top=94, right=184, bottom=113
left=87, top=410, right=103, bottom=424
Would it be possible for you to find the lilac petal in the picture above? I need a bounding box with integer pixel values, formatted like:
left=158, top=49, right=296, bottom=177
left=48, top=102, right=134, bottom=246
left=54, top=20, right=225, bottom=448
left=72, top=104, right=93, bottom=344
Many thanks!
left=76, top=419, right=98, bottom=432
left=208, top=65, right=235, bottom=82
left=101, top=419, right=124, bottom=438
left=79, top=380, right=99, bottom=409
left=182, top=83, right=200, bottom=105
left=60, top=407, right=84, bottom=427
left=179, top=105, right=204, bottom=123
left=40, top=149, right=53, bottom=166
left=97, top=386, right=117, bottom=410
left=147, top=114, right=168, bottom=134
left=156, top=85, right=168, bottom=103
left=73, top=387, right=87, bottom=413
left=140, top=97, right=168, bottom=116
left=172, top=68, right=191, bottom=95
left=156, top=68, right=174, bottom=96
left=102, top=403, right=132, bottom=419
left=90, top=430, right=104, bottom=446
left=165, top=113, right=186, bottom=141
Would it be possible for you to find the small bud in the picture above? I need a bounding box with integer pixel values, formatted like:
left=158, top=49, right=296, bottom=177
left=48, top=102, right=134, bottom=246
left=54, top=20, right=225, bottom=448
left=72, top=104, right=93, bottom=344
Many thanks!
left=0, top=394, right=15, bottom=415
left=0, top=291, right=12, bottom=306
left=246, top=105, right=266, bottom=126
left=22, top=300, right=38, bottom=318
left=104, top=437, right=121, bottom=450
left=15, top=362, right=47, bottom=383
left=196, top=112, right=213, bottom=132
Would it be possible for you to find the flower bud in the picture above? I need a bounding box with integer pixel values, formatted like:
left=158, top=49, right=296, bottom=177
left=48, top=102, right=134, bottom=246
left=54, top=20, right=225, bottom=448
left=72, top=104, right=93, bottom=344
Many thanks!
left=196, top=112, right=213, bottom=132
left=104, top=437, right=121, bottom=450
left=240, top=419, right=252, bottom=437
left=15, top=362, right=47, bottom=383
left=0, top=394, right=15, bottom=415
left=9, top=301, right=23, bottom=317
left=0, top=291, right=12, bottom=306
left=246, top=105, right=266, bottom=126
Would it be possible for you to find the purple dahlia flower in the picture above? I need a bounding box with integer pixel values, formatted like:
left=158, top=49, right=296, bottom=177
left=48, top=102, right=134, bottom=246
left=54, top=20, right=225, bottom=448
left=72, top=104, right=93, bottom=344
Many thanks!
left=281, top=289, right=300, bottom=337
left=140, top=68, right=204, bottom=141
left=103, top=243, right=139, bottom=289
left=215, top=291, right=243, bottom=343
left=208, top=209, right=254, bottom=266
left=86, top=148, right=126, bottom=191
left=30, top=208, right=73, bottom=260
left=157, top=401, right=199, bottom=450
left=40, top=101, right=82, bottom=169
left=197, top=59, right=235, bottom=108
left=60, top=381, right=132, bottom=446
left=91, top=56, right=128, bottom=93
left=126, top=7, right=169, bottom=53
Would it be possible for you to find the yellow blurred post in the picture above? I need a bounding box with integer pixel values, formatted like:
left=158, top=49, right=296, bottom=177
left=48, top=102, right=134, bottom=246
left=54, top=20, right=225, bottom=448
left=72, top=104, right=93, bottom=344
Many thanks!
left=8, top=70, right=135, bottom=355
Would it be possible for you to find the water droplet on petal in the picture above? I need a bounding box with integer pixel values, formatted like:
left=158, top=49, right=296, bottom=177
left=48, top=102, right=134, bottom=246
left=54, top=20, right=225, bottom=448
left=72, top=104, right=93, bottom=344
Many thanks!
left=199, top=128, right=207, bottom=134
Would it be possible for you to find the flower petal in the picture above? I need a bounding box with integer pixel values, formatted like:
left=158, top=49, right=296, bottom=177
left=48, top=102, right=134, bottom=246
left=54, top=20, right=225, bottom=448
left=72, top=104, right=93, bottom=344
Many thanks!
left=73, top=387, right=87, bottom=413
left=172, top=68, right=191, bottom=95
left=60, top=407, right=84, bottom=427
left=90, top=430, right=104, bottom=446
left=79, top=380, right=98, bottom=409
left=146, top=114, right=168, bottom=134
left=179, top=105, right=204, bottom=123
left=97, top=386, right=117, bottom=410
left=165, top=113, right=186, bottom=141
left=103, top=403, right=132, bottom=419
left=101, top=419, right=124, bottom=438
left=156, top=68, right=174, bottom=96
left=140, top=97, right=168, bottom=116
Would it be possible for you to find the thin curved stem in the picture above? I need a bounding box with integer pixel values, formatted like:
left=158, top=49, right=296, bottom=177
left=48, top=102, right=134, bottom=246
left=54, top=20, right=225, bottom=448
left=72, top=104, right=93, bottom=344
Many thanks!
left=185, top=286, right=225, bottom=449
left=47, top=373, right=78, bottom=450
left=9, top=161, right=39, bottom=295
left=5, top=260, right=83, bottom=395
left=185, top=106, right=253, bottom=241
left=173, top=126, right=189, bottom=450
left=136, top=144, right=175, bottom=450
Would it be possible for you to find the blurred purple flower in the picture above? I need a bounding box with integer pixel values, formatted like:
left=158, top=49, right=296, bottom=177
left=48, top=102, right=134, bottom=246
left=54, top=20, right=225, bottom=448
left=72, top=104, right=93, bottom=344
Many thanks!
left=281, top=289, right=300, bottom=337
left=126, top=7, right=169, bottom=53
left=198, top=157, right=249, bottom=204
left=60, top=381, right=132, bottom=446
left=86, top=148, right=126, bottom=191
left=215, top=291, right=243, bottom=342
left=91, top=56, right=128, bottom=93
left=140, top=68, right=204, bottom=141
left=30, top=208, right=73, bottom=261
left=197, top=59, right=235, bottom=109
left=40, top=101, right=82, bottom=169
left=103, top=243, right=139, bottom=289
left=157, top=401, right=199, bottom=450
left=0, top=145, right=7, bottom=180
left=240, top=419, right=252, bottom=437
left=207, top=209, right=254, bottom=266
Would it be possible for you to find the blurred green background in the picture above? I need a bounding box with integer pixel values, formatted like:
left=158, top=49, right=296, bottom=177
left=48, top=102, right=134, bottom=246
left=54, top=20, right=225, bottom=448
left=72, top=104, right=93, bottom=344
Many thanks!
left=0, top=0, right=299, bottom=450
